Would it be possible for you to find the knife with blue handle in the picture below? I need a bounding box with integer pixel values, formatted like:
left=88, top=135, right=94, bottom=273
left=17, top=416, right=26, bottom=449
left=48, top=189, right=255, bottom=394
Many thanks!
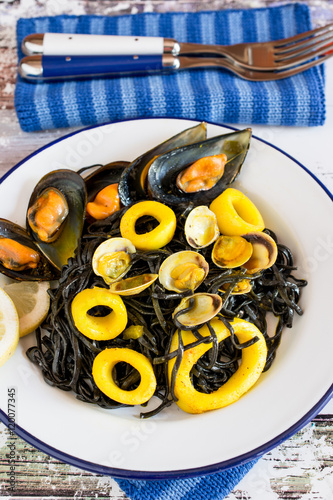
left=19, top=54, right=179, bottom=81
left=18, top=52, right=318, bottom=82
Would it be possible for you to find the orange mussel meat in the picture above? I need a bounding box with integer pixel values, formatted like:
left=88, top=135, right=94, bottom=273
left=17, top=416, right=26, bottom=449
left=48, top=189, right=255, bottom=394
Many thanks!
left=176, top=154, right=227, bottom=193
left=0, top=237, right=40, bottom=271
left=86, top=183, right=120, bottom=220
left=27, top=187, right=69, bottom=243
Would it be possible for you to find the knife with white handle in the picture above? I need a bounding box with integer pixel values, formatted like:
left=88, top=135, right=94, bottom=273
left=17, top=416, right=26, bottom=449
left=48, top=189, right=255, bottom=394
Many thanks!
left=22, top=33, right=180, bottom=56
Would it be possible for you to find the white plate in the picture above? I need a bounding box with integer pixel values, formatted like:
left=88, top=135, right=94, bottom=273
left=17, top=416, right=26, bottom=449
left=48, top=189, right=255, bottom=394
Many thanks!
left=0, top=118, right=332, bottom=479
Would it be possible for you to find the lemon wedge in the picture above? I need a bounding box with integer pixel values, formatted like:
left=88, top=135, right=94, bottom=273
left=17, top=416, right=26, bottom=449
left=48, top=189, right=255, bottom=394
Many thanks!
left=3, top=281, right=50, bottom=337
left=0, top=288, right=20, bottom=367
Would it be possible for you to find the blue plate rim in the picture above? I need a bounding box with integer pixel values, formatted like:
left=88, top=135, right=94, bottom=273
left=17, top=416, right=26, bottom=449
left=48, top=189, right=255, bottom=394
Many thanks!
left=0, top=116, right=332, bottom=481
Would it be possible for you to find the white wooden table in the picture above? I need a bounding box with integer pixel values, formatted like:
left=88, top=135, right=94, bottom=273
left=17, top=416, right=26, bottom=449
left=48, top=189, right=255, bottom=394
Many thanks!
left=0, top=1, right=333, bottom=499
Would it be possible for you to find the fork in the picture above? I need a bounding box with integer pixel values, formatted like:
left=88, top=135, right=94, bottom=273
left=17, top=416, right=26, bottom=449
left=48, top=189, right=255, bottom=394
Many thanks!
left=22, top=23, right=333, bottom=72
left=176, top=51, right=333, bottom=81
left=178, top=23, right=333, bottom=71
left=19, top=47, right=333, bottom=82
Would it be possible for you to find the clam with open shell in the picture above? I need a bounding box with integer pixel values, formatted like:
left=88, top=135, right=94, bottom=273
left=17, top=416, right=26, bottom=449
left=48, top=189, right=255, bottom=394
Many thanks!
left=172, top=293, right=223, bottom=329
left=242, top=232, right=278, bottom=273
left=92, top=237, right=136, bottom=285
left=109, top=274, right=158, bottom=296
left=212, top=235, right=253, bottom=269
left=185, top=206, right=220, bottom=249
left=159, top=251, right=209, bottom=293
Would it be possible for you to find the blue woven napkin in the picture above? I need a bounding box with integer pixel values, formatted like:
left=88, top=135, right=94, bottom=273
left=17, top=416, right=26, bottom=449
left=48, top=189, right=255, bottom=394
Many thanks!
left=116, top=460, right=257, bottom=500
left=16, top=3, right=325, bottom=132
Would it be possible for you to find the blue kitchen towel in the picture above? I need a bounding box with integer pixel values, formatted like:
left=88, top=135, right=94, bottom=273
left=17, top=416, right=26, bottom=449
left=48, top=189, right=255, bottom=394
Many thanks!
left=116, top=460, right=257, bottom=500
left=15, top=3, right=326, bottom=132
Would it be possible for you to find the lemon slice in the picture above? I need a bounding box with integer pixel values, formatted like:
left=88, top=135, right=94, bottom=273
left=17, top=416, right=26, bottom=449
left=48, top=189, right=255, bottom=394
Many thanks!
left=0, top=288, right=19, bottom=367
left=3, top=281, right=50, bottom=337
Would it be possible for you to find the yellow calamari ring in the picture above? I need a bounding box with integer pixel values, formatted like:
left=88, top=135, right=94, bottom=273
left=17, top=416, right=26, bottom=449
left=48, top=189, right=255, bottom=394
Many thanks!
left=120, top=200, right=176, bottom=251
left=210, top=188, right=265, bottom=235
left=168, top=318, right=267, bottom=414
left=92, top=347, right=157, bottom=405
left=71, top=287, right=127, bottom=341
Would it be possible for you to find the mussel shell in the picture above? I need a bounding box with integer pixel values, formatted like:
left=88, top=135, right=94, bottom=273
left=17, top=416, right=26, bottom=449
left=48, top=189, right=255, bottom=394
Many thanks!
left=118, top=122, right=207, bottom=206
left=0, top=219, right=59, bottom=281
left=80, top=161, right=130, bottom=203
left=26, top=170, right=87, bottom=271
left=148, top=128, right=252, bottom=206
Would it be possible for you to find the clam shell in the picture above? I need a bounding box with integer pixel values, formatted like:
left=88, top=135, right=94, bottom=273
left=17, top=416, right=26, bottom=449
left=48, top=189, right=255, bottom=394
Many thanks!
left=242, top=232, right=278, bottom=273
left=172, top=293, right=223, bottom=329
left=118, top=122, right=207, bottom=206
left=148, top=128, right=251, bottom=206
left=212, top=235, right=253, bottom=269
left=219, top=279, right=252, bottom=295
left=185, top=206, right=219, bottom=249
left=109, top=274, right=158, bottom=296
left=92, top=237, right=136, bottom=285
left=159, top=251, right=209, bottom=293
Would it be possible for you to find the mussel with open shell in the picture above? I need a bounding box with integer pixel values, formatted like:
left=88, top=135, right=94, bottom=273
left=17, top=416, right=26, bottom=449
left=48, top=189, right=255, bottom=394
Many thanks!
left=80, top=161, right=129, bottom=220
left=148, top=128, right=251, bottom=206
left=81, top=161, right=130, bottom=203
left=118, top=122, right=207, bottom=205
left=26, top=169, right=87, bottom=270
left=0, top=218, right=58, bottom=281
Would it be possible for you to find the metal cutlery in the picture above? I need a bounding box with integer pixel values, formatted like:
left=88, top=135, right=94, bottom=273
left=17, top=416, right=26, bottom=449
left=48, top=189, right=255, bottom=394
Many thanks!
left=179, top=23, right=333, bottom=71
left=19, top=50, right=332, bottom=82
left=21, top=33, right=173, bottom=57
left=176, top=53, right=332, bottom=80
left=21, top=23, right=333, bottom=71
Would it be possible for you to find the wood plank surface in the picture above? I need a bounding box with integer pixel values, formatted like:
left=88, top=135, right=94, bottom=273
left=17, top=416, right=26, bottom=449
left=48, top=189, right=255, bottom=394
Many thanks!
left=1, top=415, right=333, bottom=499
left=0, top=1, right=333, bottom=499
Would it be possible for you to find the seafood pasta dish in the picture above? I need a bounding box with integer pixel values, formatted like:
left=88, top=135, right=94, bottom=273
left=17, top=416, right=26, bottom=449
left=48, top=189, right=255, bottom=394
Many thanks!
left=0, top=123, right=306, bottom=418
